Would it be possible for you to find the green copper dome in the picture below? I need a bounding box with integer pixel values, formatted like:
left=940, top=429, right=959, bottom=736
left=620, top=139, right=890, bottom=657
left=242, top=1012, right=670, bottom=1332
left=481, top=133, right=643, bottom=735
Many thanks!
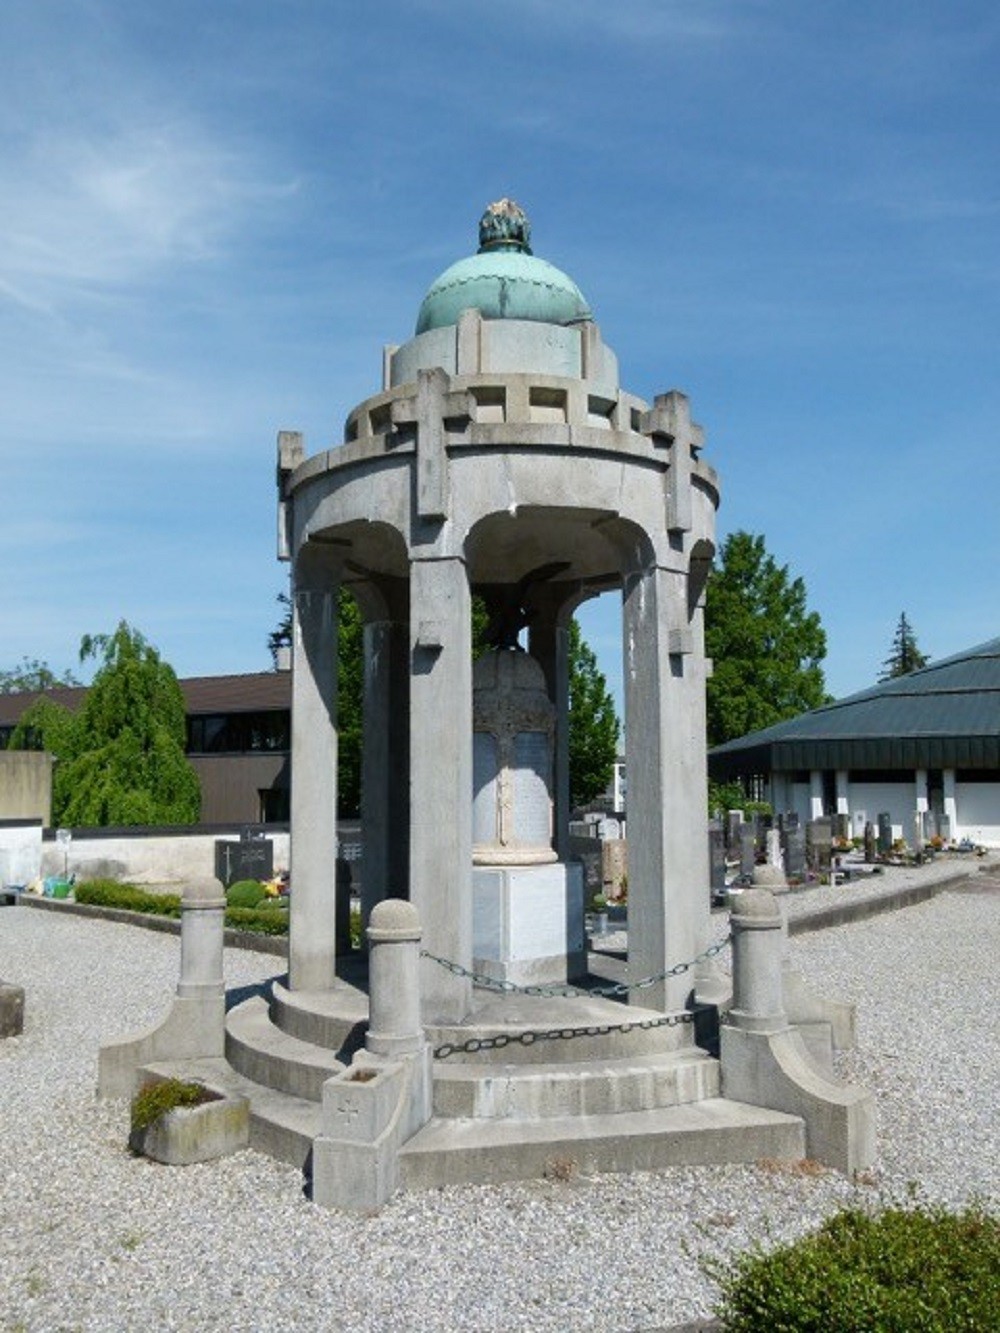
left=415, top=199, right=593, bottom=335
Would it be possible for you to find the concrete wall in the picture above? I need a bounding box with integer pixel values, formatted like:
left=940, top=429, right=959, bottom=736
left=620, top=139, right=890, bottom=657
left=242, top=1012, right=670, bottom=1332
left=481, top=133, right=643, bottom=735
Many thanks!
left=0, top=820, right=43, bottom=887
left=847, top=782, right=912, bottom=841
left=955, top=781, right=1000, bottom=845
left=0, top=752, right=52, bottom=822
left=37, top=828, right=290, bottom=887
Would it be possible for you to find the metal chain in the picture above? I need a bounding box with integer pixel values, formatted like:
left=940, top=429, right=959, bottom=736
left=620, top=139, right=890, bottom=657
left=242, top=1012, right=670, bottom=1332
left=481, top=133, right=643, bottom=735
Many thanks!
left=419, top=932, right=732, bottom=1002
left=432, top=1011, right=694, bottom=1060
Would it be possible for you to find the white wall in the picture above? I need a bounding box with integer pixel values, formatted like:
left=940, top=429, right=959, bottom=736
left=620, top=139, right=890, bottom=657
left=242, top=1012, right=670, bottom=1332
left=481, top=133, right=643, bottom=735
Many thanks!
left=955, top=782, right=1000, bottom=846
left=845, top=783, right=914, bottom=841
left=37, top=830, right=290, bottom=886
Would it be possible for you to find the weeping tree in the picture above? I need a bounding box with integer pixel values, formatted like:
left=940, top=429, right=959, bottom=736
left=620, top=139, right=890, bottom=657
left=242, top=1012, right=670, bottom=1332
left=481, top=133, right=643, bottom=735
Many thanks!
left=10, top=621, right=199, bottom=826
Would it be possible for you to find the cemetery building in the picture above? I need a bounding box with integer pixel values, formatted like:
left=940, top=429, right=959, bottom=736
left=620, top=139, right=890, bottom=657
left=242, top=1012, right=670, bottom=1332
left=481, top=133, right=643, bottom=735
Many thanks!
left=708, top=635, right=1000, bottom=847
left=0, top=672, right=291, bottom=825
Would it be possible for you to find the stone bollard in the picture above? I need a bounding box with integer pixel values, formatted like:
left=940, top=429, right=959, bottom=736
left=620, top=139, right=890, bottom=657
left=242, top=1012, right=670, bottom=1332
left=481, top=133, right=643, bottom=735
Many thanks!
left=720, top=887, right=875, bottom=1175
left=97, top=878, right=228, bottom=1098
left=728, top=888, right=786, bottom=1034
left=366, top=898, right=424, bottom=1056
left=178, top=878, right=227, bottom=1001
left=312, top=897, right=433, bottom=1210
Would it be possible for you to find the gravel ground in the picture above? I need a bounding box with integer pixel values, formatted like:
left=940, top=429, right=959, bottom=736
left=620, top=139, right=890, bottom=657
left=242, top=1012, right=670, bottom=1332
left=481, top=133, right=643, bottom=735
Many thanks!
left=1, top=871, right=997, bottom=1333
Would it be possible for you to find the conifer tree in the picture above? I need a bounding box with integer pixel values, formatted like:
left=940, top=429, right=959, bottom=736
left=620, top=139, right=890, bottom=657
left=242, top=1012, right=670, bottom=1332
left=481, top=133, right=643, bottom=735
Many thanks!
left=878, top=612, right=928, bottom=681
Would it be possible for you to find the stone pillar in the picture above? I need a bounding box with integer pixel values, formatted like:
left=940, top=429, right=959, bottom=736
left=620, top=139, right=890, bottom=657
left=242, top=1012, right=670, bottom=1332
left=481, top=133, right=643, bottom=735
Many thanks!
left=623, top=560, right=709, bottom=1014
left=720, top=887, right=875, bottom=1174
left=409, top=556, right=472, bottom=1021
left=835, top=770, right=849, bottom=818
left=97, top=879, right=227, bottom=1098
left=366, top=899, right=424, bottom=1056
left=943, top=769, right=957, bottom=839
left=809, top=771, right=824, bottom=820
left=289, top=548, right=340, bottom=991
left=360, top=606, right=410, bottom=926
left=528, top=592, right=576, bottom=860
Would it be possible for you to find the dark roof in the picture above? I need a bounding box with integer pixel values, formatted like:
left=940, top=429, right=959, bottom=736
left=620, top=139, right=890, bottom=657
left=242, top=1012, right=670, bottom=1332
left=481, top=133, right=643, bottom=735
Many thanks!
left=0, top=671, right=290, bottom=728
left=709, top=636, right=1000, bottom=778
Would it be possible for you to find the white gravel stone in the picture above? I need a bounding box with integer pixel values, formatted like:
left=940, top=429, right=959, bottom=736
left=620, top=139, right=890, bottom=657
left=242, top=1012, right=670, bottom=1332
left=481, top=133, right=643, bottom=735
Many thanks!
left=1, top=872, right=997, bottom=1332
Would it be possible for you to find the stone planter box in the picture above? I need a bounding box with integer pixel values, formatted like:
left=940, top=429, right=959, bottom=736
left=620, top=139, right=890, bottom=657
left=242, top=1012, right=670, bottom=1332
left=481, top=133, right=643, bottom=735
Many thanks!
left=129, top=1090, right=250, bottom=1165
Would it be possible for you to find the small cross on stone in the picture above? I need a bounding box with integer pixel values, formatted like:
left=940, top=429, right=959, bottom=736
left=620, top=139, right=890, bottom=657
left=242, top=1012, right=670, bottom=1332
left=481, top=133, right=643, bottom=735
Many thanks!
left=391, top=368, right=472, bottom=522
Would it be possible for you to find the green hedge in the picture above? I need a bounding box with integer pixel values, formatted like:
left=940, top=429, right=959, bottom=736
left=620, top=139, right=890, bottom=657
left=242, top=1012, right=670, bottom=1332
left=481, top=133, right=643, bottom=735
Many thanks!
left=226, top=879, right=267, bottom=909
left=711, top=1201, right=1000, bottom=1332
left=225, top=905, right=289, bottom=936
left=75, top=880, right=181, bottom=918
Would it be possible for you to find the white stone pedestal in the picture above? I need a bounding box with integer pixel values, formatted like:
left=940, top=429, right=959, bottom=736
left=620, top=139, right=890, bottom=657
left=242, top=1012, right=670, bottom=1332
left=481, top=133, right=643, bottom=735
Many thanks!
left=472, top=861, right=585, bottom=986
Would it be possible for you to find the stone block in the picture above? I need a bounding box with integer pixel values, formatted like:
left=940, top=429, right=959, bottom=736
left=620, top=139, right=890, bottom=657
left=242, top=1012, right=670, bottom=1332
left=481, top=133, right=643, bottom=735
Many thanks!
left=0, top=980, right=25, bottom=1037
left=473, top=861, right=584, bottom=985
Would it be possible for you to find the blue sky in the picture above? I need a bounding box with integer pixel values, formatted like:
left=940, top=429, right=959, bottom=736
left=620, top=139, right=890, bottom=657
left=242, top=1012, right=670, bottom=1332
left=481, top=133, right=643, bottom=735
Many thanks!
left=2, top=1, right=997, bottom=715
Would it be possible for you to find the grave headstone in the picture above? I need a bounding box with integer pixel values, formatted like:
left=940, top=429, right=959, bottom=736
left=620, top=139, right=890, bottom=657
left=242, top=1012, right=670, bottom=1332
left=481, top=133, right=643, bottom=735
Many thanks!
left=739, top=824, right=756, bottom=879
left=214, top=829, right=273, bottom=888
left=725, top=809, right=743, bottom=855
left=833, top=813, right=850, bottom=842
left=864, top=821, right=877, bottom=863
left=708, top=822, right=727, bottom=897
left=765, top=828, right=783, bottom=869
left=877, top=813, right=893, bottom=855
left=807, top=817, right=833, bottom=872
left=784, top=826, right=807, bottom=881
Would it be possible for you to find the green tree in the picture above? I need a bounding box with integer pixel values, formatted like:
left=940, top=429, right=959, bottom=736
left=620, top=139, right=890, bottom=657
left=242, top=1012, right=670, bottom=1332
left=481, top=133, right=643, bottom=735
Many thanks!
left=10, top=622, right=200, bottom=826
left=878, top=611, right=928, bottom=681
left=0, top=657, right=79, bottom=694
left=705, top=531, right=828, bottom=747
left=568, top=618, right=620, bottom=808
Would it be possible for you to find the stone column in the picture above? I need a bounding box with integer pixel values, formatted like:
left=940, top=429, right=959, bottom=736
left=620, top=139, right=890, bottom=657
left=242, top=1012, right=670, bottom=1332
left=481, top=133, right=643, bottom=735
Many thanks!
left=409, top=556, right=473, bottom=1021
left=835, top=770, right=849, bottom=818
left=809, top=771, right=824, bottom=820
left=943, top=768, right=958, bottom=838
left=528, top=591, right=576, bottom=860
left=623, top=560, right=710, bottom=1014
left=289, top=547, right=341, bottom=991
left=360, top=601, right=410, bottom=926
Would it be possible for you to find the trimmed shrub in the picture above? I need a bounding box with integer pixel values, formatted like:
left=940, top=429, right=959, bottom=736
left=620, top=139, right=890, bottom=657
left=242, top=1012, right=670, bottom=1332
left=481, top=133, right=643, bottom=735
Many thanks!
left=225, top=906, right=289, bottom=936
left=225, top=880, right=266, bottom=909
left=711, top=1201, right=1000, bottom=1332
left=75, top=880, right=181, bottom=918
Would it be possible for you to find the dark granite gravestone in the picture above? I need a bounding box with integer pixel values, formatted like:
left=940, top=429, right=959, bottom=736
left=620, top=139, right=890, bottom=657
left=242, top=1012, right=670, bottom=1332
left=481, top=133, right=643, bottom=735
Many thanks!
left=725, top=809, right=743, bottom=855
left=784, top=826, right=807, bottom=881
left=709, top=822, right=727, bottom=897
left=833, top=813, right=850, bottom=842
left=739, top=823, right=756, bottom=878
left=214, top=827, right=274, bottom=888
left=864, top=821, right=877, bottom=863
left=877, top=813, right=893, bottom=855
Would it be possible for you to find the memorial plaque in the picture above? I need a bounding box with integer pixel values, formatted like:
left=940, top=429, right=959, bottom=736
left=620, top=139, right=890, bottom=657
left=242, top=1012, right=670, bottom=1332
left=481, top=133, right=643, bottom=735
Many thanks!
left=512, top=731, right=553, bottom=846
left=472, top=733, right=499, bottom=846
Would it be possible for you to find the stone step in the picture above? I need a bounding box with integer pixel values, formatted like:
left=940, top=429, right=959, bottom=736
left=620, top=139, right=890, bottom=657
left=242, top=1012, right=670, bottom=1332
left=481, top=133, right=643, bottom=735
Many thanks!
left=399, top=1099, right=806, bottom=1190
left=140, top=1057, right=321, bottom=1170
left=225, top=997, right=346, bottom=1101
left=432, top=1049, right=719, bottom=1119
left=269, top=979, right=369, bottom=1055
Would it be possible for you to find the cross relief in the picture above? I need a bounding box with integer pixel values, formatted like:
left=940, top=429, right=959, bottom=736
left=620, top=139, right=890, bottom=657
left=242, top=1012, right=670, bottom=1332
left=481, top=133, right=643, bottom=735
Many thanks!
left=639, top=389, right=704, bottom=534
left=390, top=367, right=473, bottom=522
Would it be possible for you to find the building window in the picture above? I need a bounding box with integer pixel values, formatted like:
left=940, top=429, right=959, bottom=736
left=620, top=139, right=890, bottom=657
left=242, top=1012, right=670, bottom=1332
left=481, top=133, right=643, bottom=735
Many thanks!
left=187, top=711, right=291, bottom=755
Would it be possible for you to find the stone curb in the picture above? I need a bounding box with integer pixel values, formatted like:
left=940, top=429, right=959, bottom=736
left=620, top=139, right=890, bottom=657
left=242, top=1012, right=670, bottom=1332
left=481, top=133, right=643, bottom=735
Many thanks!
left=786, top=870, right=977, bottom=936
left=16, top=893, right=288, bottom=956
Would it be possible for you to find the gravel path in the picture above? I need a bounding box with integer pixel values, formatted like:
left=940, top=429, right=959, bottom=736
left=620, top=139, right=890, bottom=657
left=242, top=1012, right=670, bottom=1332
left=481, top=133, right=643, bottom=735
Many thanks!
left=1, top=873, right=997, bottom=1332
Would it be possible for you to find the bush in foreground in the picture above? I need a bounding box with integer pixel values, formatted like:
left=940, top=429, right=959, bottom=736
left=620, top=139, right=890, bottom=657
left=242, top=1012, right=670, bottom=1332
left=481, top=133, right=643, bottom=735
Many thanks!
left=711, top=1200, right=999, bottom=1332
left=225, top=879, right=267, bottom=909
left=75, top=880, right=181, bottom=918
